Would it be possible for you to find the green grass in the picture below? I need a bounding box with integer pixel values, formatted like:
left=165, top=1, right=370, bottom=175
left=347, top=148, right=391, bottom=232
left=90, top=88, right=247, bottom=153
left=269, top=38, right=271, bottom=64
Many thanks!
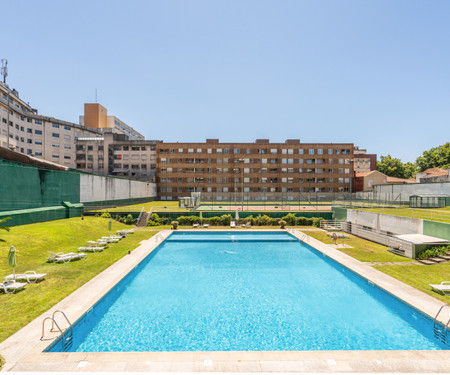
left=373, top=262, right=450, bottom=304
left=304, top=229, right=413, bottom=263
left=357, top=206, right=450, bottom=223
left=0, top=217, right=157, bottom=343
left=89, top=200, right=188, bottom=213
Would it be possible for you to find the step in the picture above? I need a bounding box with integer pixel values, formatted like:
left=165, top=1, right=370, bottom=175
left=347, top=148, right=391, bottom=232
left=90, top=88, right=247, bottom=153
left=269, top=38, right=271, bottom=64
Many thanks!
left=387, top=249, right=406, bottom=257
left=417, top=259, right=438, bottom=265
left=437, top=255, right=450, bottom=261
left=428, top=257, right=446, bottom=263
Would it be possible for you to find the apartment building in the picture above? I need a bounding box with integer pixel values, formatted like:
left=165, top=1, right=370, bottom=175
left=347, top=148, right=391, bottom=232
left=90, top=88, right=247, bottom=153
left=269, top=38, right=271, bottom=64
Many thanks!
left=79, top=103, right=144, bottom=141
left=157, top=139, right=355, bottom=200
left=353, top=146, right=377, bottom=173
left=0, top=82, right=102, bottom=168
left=75, top=132, right=158, bottom=182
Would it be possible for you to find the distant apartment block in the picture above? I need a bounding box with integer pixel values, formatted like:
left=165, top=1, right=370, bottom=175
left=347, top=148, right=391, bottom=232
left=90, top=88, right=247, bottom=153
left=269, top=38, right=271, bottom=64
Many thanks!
left=80, top=103, right=144, bottom=141
left=156, top=139, right=355, bottom=200
left=353, top=146, right=377, bottom=173
left=0, top=82, right=101, bottom=168
left=415, top=168, right=450, bottom=183
left=75, top=133, right=158, bottom=181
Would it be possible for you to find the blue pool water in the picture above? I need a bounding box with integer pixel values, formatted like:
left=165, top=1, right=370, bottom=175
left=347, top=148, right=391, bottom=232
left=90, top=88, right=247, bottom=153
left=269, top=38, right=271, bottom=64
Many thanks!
left=48, top=231, right=447, bottom=352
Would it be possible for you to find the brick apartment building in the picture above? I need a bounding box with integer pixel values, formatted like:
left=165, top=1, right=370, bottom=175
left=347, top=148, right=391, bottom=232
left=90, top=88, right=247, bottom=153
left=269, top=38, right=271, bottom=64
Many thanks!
left=157, top=139, right=355, bottom=200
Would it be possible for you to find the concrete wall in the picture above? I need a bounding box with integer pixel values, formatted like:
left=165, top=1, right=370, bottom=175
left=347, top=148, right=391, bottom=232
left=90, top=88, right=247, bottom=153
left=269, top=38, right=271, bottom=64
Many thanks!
left=347, top=209, right=423, bottom=235
left=423, top=220, right=450, bottom=241
left=80, top=174, right=156, bottom=203
left=355, top=181, right=450, bottom=201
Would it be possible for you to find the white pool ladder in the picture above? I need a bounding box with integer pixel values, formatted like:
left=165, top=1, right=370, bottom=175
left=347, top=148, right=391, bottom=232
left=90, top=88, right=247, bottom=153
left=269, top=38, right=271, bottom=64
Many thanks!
left=155, top=234, right=164, bottom=242
left=41, top=310, right=74, bottom=351
left=433, top=304, right=450, bottom=345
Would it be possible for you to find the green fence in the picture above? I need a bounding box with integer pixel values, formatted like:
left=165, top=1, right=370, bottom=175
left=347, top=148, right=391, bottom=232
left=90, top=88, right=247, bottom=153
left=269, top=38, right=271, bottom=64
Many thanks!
left=0, top=160, right=81, bottom=211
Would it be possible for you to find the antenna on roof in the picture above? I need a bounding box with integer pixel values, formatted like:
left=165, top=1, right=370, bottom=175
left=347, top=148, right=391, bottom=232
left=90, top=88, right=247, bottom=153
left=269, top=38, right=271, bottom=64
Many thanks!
left=1, top=59, right=7, bottom=83
left=95, top=88, right=98, bottom=103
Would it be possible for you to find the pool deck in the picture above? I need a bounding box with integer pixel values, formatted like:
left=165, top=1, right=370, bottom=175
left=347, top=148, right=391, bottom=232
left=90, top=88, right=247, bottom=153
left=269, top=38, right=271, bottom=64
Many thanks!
left=1, top=229, right=449, bottom=372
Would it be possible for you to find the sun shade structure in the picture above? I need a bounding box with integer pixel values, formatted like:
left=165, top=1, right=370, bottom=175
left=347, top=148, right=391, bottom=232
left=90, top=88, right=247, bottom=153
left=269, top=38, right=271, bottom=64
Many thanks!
left=7, top=246, right=16, bottom=281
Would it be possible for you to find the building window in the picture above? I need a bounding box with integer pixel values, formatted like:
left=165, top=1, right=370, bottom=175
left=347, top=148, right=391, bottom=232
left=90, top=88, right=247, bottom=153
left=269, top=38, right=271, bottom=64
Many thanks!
left=35, top=152, right=42, bottom=156
left=64, top=126, right=71, bottom=130
left=35, top=130, right=42, bottom=135
left=35, top=120, right=42, bottom=125
left=52, top=133, right=59, bottom=138
left=52, top=123, right=60, bottom=128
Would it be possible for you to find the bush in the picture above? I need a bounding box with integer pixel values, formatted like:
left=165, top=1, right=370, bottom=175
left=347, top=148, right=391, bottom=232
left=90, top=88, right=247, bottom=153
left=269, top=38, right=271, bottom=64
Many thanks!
left=149, top=213, right=160, bottom=225
left=312, top=217, right=323, bottom=228
left=209, top=216, right=221, bottom=226
left=220, top=214, right=232, bottom=226
left=296, top=216, right=312, bottom=226
left=269, top=217, right=279, bottom=226
left=124, top=214, right=135, bottom=225
left=242, top=215, right=255, bottom=226
left=101, top=212, right=111, bottom=218
left=176, top=215, right=200, bottom=225
left=416, top=245, right=450, bottom=260
left=282, top=213, right=297, bottom=226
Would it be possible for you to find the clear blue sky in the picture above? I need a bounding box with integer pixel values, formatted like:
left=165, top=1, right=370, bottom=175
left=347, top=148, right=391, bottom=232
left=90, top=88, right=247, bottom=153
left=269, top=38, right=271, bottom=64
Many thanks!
left=3, top=0, right=450, bottom=162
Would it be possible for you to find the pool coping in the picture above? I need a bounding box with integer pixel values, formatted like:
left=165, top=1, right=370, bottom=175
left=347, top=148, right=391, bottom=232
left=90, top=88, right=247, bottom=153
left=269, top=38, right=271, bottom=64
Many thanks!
left=0, top=228, right=449, bottom=372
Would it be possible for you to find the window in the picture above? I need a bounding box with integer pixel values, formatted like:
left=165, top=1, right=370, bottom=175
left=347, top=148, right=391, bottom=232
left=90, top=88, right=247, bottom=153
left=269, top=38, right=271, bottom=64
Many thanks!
left=328, top=149, right=333, bottom=155
left=52, top=123, right=60, bottom=128
left=52, top=144, right=59, bottom=148
left=131, top=146, right=140, bottom=151
left=317, top=149, right=323, bottom=154
left=299, top=149, right=304, bottom=155
left=64, top=126, right=71, bottom=130
left=87, top=145, right=93, bottom=151
left=27, top=128, right=32, bottom=133
left=35, top=130, right=42, bottom=135
left=52, top=154, right=59, bottom=158
left=64, top=135, right=71, bottom=140
left=35, top=152, right=42, bottom=156
left=234, top=148, right=240, bottom=154
left=35, top=120, right=42, bottom=125
left=270, top=149, right=277, bottom=154
left=98, top=145, right=104, bottom=151
left=52, top=133, right=59, bottom=138
left=64, top=155, right=71, bottom=160
left=309, top=149, right=315, bottom=155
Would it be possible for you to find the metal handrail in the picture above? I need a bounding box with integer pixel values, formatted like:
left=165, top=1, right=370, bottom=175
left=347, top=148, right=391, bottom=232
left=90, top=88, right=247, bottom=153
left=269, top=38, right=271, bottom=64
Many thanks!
left=40, top=317, right=64, bottom=341
left=51, top=310, right=73, bottom=332
left=136, top=206, right=145, bottom=223
left=434, top=304, right=450, bottom=327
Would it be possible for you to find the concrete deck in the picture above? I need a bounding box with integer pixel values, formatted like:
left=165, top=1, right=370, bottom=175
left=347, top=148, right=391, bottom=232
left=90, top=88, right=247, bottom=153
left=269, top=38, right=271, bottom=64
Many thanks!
left=1, top=228, right=449, bottom=372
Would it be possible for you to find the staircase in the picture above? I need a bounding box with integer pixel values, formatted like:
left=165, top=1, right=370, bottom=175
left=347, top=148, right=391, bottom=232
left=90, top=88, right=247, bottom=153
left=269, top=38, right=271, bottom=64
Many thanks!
left=137, top=208, right=152, bottom=227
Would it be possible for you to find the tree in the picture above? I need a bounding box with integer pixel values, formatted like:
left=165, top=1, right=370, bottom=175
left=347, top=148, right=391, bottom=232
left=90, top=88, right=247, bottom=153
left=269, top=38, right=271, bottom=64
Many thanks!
left=416, top=143, right=450, bottom=172
left=377, top=155, right=414, bottom=179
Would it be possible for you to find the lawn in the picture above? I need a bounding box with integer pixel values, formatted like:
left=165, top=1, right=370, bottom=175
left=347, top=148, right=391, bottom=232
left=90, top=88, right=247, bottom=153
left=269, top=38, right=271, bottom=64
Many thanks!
left=305, top=228, right=450, bottom=303
left=88, top=200, right=188, bottom=213
left=303, top=228, right=413, bottom=263
left=357, top=206, right=450, bottom=223
left=374, top=262, right=450, bottom=304
left=0, top=217, right=157, bottom=343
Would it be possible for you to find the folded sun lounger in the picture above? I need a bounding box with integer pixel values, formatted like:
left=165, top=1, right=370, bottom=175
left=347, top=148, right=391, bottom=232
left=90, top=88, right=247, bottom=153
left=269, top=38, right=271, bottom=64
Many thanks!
left=48, top=251, right=87, bottom=263
left=78, top=246, right=105, bottom=252
left=4, top=271, right=47, bottom=283
left=0, top=281, right=27, bottom=294
left=429, top=281, right=450, bottom=295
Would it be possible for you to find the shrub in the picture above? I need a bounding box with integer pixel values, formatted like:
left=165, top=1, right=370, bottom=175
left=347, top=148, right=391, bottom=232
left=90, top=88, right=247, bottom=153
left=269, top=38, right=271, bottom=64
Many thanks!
left=259, top=215, right=271, bottom=226
left=282, top=213, right=297, bottom=226
left=220, top=214, right=232, bottom=226
left=149, top=213, right=160, bottom=225
left=176, top=215, right=200, bottom=225
left=101, top=212, right=111, bottom=218
left=416, top=245, right=450, bottom=260
left=242, top=215, right=255, bottom=226
left=209, top=216, right=221, bottom=226
left=124, top=214, right=135, bottom=225
left=312, top=217, right=324, bottom=228
left=296, top=216, right=312, bottom=226
left=269, top=218, right=279, bottom=226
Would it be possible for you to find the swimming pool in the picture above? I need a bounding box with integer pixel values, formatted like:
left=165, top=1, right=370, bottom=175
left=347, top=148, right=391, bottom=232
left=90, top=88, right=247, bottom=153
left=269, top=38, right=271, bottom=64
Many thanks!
left=48, top=231, right=448, bottom=352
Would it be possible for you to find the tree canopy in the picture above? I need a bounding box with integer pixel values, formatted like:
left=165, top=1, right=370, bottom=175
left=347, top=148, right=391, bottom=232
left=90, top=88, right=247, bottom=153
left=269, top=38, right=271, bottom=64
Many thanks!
left=377, top=143, right=450, bottom=178
left=415, top=142, right=450, bottom=172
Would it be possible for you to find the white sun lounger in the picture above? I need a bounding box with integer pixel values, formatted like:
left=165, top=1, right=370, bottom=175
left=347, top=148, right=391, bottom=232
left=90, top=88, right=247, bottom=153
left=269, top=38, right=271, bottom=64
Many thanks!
left=117, top=229, right=134, bottom=235
left=430, top=281, right=450, bottom=295
left=4, top=271, right=47, bottom=283
left=88, top=240, right=108, bottom=246
left=101, top=236, right=121, bottom=243
left=48, top=251, right=87, bottom=263
left=0, top=281, right=27, bottom=294
left=78, top=246, right=105, bottom=252
left=230, top=221, right=236, bottom=228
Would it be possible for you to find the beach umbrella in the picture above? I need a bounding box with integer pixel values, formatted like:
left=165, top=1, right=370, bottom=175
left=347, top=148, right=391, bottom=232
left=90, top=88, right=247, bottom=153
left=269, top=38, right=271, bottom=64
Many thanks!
left=108, top=218, right=112, bottom=234
left=199, top=211, right=203, bottom=224
left=7, top=246, right=16, bottom=281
